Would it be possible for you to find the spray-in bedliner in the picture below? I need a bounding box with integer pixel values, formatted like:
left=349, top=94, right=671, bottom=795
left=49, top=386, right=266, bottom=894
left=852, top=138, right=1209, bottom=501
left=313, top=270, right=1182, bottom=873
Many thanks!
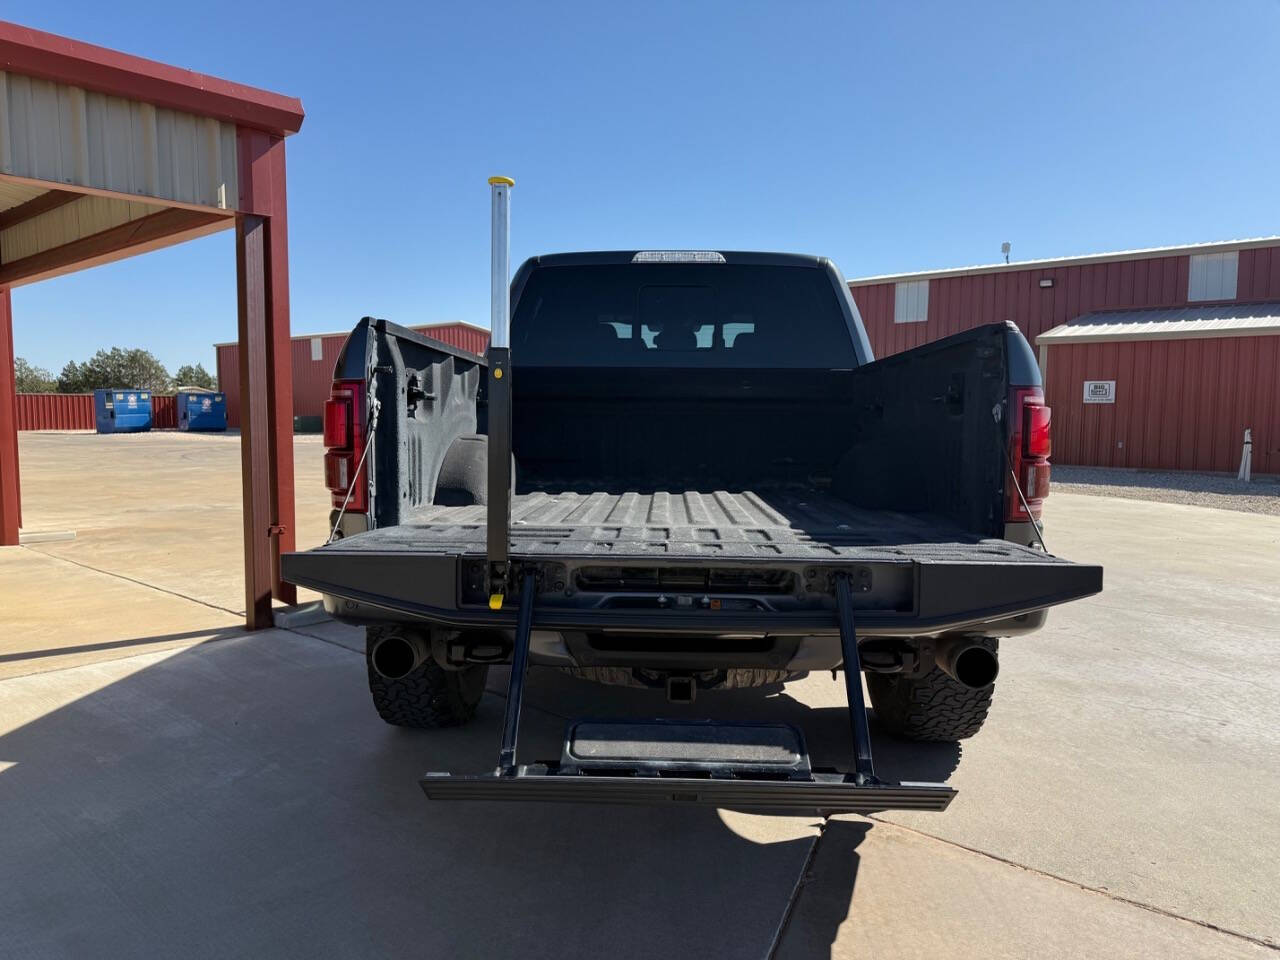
left=320, top=487, right=1066, bottom=565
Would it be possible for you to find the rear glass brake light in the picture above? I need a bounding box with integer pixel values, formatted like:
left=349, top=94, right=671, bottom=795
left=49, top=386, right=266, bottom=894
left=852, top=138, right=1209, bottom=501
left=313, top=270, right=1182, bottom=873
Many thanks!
left=631, top=250, right=726, bottom=263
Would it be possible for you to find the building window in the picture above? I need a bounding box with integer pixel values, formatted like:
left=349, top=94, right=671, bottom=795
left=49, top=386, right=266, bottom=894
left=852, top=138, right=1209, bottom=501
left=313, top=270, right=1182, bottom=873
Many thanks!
left=1188, top=251, right=1238, bottom=301
left=310, top=337, right=323, bottom=361
left=894, top=279, right=930, bottom=324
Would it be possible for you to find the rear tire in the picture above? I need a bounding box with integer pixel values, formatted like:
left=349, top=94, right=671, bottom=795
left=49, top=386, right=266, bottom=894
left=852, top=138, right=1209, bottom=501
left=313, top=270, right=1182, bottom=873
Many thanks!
left=365, top=626, right=488, bottom=728
left=866, top=638, right=997, bottom=741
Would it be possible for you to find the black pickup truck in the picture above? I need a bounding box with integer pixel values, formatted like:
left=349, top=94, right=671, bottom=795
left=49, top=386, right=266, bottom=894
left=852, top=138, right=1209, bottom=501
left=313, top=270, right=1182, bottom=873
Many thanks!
left=283, top=250, right=1101, bottom=813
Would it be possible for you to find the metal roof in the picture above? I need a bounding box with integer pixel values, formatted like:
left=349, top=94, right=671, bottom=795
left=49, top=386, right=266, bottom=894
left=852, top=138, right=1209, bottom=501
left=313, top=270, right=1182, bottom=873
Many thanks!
left=1036, top=302, right=1280, bottom=345
left=0, top=20, right=304, bottom=136
left=0, top=19, right=308, bottom=288
left=847, top=237, right=1280, bottom=286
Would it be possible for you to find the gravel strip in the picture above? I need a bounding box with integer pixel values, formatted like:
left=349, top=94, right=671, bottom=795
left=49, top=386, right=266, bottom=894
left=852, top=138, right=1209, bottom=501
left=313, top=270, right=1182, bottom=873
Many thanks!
left=1051, top=465, right=1280, bottom=516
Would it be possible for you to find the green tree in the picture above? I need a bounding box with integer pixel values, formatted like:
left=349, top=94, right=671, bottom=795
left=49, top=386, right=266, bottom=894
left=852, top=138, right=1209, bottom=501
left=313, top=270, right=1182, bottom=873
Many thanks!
left=173, top=363, right=217, bottom=390
left=57, top=348, right=171, bottom=393
left=14, top=357, right=57, bottom=393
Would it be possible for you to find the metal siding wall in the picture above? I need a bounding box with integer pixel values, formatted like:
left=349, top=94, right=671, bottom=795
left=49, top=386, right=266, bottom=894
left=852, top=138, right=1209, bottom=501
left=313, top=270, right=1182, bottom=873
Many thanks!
left=215, top=343, right=239, bottom=428
left=850, top=252, right=1217, bottom=359
left=1044, top=336, right=1279, bottom=474
left=433, top=323, right=491, bottom=356
left=292, top=334, right=336, bottom=422
left=151, top=394, right=177, bottom=428
left=1236, top=246, right=1280, bottom=301
left=16, top=392, right=93, bottom=429
left=216, top=323, right=491, bottom=428
left=0, top=71, right=238, bottom=209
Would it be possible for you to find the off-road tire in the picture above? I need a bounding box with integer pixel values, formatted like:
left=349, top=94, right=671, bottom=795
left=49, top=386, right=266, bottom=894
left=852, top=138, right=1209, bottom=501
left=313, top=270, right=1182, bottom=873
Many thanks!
left=866, top=638, right=997, bottom=741
left=365, top=626, right=488, bottom=728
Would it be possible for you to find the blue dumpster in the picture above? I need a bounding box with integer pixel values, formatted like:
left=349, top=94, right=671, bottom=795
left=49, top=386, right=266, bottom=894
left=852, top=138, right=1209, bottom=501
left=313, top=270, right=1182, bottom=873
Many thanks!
left=93, top=389, right=153, bottom=433
left=177, top=392, right=227, bottom=432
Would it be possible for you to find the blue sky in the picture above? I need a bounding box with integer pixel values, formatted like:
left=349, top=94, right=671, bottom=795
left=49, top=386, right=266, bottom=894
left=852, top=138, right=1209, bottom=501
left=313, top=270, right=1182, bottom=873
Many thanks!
left=7, top=0, right=1279, bottom=375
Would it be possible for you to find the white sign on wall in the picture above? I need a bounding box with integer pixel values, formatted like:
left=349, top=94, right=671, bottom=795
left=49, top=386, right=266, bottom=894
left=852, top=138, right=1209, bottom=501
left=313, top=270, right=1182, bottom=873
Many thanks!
left=1083, top=380, right=1116, bottom=404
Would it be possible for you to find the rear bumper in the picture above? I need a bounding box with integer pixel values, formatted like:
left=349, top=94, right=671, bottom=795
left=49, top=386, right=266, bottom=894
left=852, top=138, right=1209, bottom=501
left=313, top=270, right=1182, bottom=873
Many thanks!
left=284, top=548, right=1101, bottom=639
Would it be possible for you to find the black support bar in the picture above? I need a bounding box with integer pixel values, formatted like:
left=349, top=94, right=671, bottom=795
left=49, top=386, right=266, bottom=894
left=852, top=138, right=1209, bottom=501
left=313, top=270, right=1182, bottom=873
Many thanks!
left=835, top=573, right=876, bottom=784
left=485, top=346, right=512, bottom=602
left=496, top=570, right=537, bottom=775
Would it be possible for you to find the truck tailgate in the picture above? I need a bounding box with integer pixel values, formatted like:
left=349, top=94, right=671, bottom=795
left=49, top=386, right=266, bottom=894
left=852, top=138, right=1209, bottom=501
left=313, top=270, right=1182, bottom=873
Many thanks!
left=283, top=488, right=1101, bottom=634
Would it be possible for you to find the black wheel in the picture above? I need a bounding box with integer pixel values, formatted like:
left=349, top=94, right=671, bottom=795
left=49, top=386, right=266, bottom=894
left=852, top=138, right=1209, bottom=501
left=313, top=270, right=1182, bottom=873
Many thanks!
left=365, top=626, right=488, bottom=728
left=867, top=638, right=997, bottom=741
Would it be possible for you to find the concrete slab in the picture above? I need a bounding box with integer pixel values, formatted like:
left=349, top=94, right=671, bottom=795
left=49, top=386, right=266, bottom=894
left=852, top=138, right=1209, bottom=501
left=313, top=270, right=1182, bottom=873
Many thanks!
left=0, top=547, right=242, bottom=680
left=17, top=530, right=76, bottom=544
left=0, top=630, right=819, bottom=959
left=14, top=431, right=332, bottom=616
left=773, top=816, right=1273, bottom=959
left=271, top=600, right=330, bottom=629
left=5, top=432, right=1278, bottom=955
left=785, top=492, right=1280, bottom=944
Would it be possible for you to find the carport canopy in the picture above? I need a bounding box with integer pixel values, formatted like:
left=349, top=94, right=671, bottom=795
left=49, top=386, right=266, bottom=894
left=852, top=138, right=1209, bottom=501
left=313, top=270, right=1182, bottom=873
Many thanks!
left=1037, top=302, right=1280, bottom=345
left=0, top=20, right=305, bottom=629
left=1035, top=302, right=1280, bottom=379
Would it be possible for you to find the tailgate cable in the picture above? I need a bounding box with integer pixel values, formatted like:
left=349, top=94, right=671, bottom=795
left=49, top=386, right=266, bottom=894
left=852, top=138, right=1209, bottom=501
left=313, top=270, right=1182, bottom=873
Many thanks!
left=995, top=402, right=1049, bottom=552
left=328, top=372, right=381, bottom=544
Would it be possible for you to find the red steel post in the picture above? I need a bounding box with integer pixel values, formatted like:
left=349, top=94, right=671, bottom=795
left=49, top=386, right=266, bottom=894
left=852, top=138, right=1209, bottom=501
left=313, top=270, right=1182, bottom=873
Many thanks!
left=0, top=288, right=20, bottom=543
left=236, top=127, right=298, bottom=627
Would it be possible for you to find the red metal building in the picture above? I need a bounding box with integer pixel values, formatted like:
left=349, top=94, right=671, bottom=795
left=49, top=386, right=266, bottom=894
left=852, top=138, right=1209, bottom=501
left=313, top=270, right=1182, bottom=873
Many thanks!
left=214, top=321, right=489, bottom=427
left=848, top=238, right=1280, bottom=474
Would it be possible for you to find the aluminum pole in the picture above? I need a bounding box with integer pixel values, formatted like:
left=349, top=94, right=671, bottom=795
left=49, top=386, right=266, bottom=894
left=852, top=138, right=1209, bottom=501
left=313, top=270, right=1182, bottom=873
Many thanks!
left=489, top=177, right=513, bottom=349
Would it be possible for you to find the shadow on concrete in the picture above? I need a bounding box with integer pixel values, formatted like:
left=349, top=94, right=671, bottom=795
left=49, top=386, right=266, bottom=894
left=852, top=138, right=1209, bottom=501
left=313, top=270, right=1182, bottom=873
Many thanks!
left=0, top=630, right=880, bottom=959
left=0, top=625, right=246, bottom=664
left=772, top=819, right=870, bottom=960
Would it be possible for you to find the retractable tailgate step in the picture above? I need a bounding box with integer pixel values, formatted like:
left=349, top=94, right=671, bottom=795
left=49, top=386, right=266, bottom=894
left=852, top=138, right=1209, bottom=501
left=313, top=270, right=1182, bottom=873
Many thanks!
left=421, top=770, right=956, bottom=812
left=566, top=720, right=808, bottom=775
left=423, top=718, right=954, bottom=812
left=419, top=570, right=956, bottom=814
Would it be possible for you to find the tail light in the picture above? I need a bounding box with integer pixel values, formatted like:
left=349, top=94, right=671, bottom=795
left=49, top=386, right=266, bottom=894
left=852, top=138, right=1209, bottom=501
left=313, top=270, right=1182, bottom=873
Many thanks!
left=324, top=379, right=368, bottom=512
left=1006, top=386, right=1051, bottom=522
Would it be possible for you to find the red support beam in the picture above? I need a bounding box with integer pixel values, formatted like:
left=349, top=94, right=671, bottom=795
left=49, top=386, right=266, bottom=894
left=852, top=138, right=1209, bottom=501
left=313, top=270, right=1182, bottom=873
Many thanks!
left=0, top=288, right=20, bottom=544
left=236, top=128, right=296, bottom=628
left=0, top=188, right=82, bottom=230
left=0, top=207, right=229, bottom=287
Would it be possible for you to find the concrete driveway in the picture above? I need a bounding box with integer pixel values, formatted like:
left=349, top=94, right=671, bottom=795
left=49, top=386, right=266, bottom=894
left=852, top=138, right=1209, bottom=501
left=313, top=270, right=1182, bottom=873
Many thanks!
left=1, top=432, right=1276, bottom=958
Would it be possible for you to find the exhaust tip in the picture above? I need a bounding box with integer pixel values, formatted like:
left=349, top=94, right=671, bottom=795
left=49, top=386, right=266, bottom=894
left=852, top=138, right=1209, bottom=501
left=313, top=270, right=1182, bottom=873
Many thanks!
left=371, top=634, right=425, bottom=680
left=952, top=646, right=999, bottom=689
left=935, top=640, right=999, bottom=689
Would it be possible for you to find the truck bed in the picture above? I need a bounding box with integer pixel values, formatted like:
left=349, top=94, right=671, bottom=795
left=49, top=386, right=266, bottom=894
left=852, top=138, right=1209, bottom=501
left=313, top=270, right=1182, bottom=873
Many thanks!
left=335, top=487, right=1053, bottom=564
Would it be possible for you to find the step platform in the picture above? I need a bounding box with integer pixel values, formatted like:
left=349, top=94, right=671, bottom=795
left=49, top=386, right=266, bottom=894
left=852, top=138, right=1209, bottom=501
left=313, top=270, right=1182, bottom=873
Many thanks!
left=421, top=719, right=955, bottom=813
